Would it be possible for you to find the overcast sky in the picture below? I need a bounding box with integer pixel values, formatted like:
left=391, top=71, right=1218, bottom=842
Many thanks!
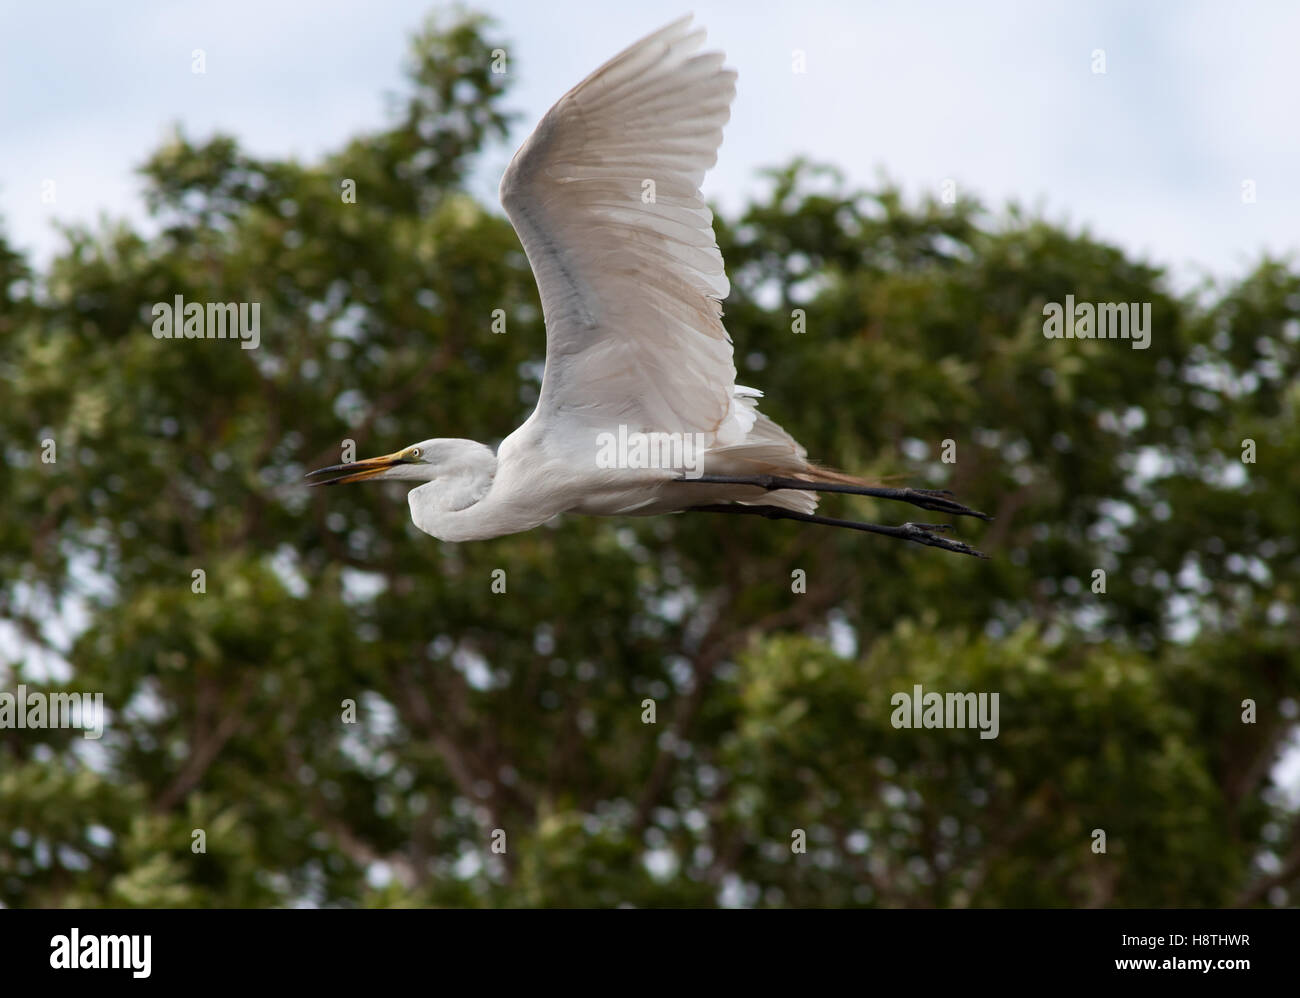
left=3, top=0, right=1297, bottom=288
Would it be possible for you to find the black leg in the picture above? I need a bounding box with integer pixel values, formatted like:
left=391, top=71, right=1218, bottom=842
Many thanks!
left=688, top=504, right=988, bottom=559
left=679, top=474, right=991, bottom=521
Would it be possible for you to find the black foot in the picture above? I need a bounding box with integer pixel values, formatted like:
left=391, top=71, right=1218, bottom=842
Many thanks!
left=679, top=475, right=992, bottom=521
left=687, top=504, right=989, bottom=559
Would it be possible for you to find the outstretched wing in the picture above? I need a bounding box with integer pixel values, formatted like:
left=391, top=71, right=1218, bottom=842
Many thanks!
left=500, top=16, right=751, bottom=445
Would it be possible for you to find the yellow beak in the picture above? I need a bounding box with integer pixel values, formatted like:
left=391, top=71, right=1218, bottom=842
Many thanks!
left=305, top=449, right=409, bottom=486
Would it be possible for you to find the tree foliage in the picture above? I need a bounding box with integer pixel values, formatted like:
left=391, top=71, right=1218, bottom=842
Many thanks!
left=2, top=11, right=1297, bottom=907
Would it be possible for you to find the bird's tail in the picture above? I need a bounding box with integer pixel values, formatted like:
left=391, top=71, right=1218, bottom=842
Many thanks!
left=800, top=462, right=907, bottom=487
left=709, top=404, right=901, bottom=512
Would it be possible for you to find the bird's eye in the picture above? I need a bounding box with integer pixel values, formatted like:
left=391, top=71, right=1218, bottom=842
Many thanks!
left=408, top=448, right=421, bottom=460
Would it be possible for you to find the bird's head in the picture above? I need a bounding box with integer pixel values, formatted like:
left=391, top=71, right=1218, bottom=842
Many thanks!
left=306, top=438, right=486, bottom=487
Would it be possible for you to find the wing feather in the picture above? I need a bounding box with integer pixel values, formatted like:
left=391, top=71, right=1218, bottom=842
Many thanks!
left=500, top=15, right=746, bottom=443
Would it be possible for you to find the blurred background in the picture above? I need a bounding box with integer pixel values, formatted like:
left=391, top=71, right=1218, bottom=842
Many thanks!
left=1, top=1, right=1298, bottom=907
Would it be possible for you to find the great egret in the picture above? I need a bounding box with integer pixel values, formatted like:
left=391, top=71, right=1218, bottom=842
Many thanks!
left=309, top=15, right=990, bottom=557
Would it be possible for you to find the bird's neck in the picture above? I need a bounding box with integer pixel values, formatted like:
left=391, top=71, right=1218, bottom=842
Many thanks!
left=429, top=470, right=494, bottom=512
left=405, top=445, right=508, bottom=541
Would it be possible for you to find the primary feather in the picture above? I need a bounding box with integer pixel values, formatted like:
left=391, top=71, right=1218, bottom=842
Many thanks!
left=497, top=15, right=819, bottom=518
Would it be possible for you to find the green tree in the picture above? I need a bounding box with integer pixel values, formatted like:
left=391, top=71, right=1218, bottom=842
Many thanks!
left=2, top=11, right=1297, bottom=907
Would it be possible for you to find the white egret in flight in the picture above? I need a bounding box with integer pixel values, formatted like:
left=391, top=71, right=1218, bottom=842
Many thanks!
left=309, top=16, right=990, bottom=557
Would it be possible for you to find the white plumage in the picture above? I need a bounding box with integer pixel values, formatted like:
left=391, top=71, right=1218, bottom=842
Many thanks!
left=308, top=17, right=989, bottom=558
left=500, top=16, right=745, bottom=444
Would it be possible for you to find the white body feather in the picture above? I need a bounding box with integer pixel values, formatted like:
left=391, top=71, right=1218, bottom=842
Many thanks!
left=408, top=16, right=820, bottom=541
